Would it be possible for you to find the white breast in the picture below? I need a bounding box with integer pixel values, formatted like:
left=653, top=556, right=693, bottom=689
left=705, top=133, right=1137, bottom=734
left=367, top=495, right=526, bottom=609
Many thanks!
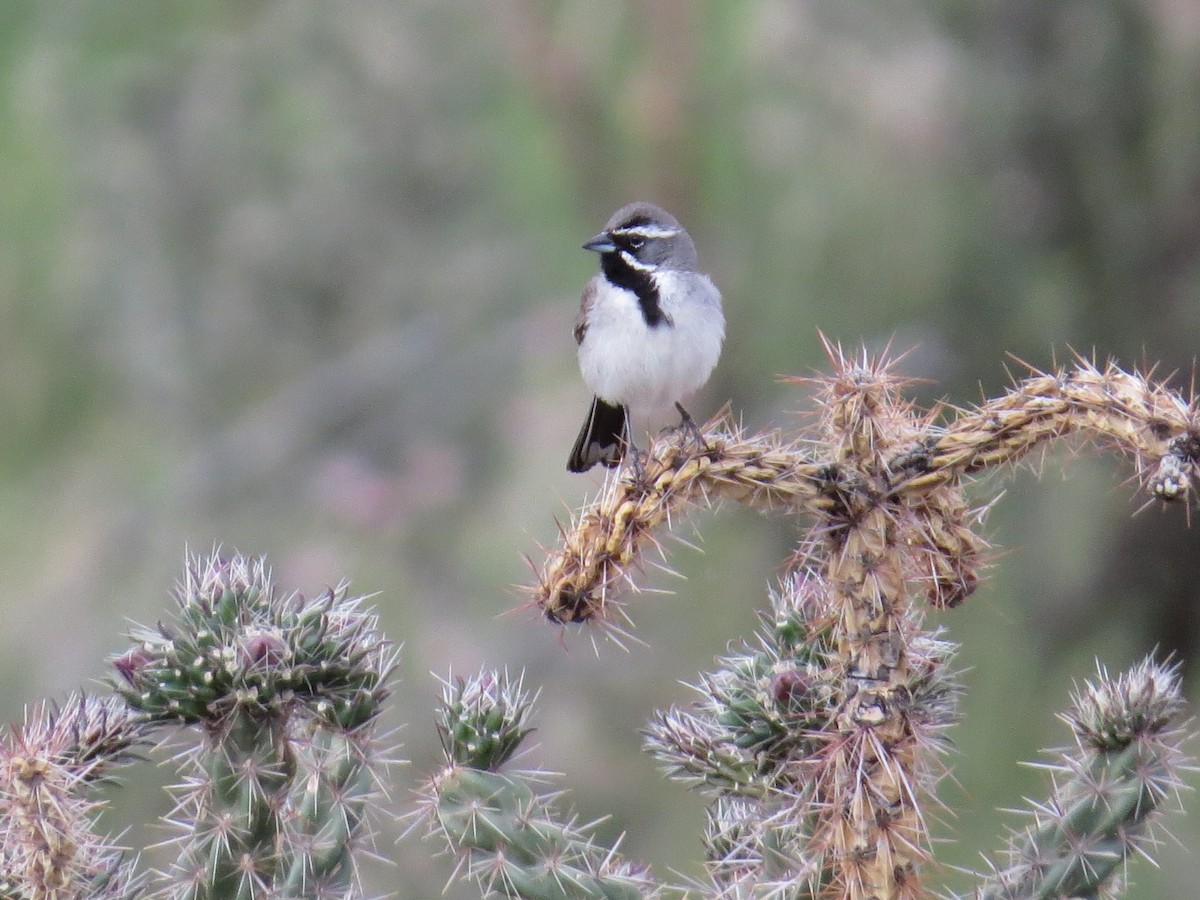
left=578, top=271, right=724, bottom=422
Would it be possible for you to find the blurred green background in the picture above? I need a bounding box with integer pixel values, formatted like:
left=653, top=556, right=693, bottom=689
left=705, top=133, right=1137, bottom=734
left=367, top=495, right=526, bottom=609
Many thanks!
left=1, top=1, right=1198, bottom=896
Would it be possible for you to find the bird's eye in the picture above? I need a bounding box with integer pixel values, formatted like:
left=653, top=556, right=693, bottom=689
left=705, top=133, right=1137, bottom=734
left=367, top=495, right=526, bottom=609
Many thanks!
left=628, top=237, right=645, bottom=250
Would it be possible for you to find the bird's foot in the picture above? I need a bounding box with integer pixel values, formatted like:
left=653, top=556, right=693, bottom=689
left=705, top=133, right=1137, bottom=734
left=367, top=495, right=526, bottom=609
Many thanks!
left=625, top=440, right=650, bottom=484
left=674, top=402, right=711, bottom=454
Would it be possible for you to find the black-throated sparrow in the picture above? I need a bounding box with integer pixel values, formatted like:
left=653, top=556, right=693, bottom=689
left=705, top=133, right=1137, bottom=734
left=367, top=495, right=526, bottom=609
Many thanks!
left=567, top=202, right=725, bottom=473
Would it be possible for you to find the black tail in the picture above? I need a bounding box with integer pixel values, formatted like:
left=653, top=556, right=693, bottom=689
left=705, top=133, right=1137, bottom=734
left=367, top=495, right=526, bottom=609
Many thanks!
left=567, top=397, right=629, bottom=472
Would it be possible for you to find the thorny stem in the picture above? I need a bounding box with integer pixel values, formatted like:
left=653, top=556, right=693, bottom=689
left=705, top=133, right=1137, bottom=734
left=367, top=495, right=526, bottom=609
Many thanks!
left=530, top=352, right=1199, bottom=900
left=533, top=357, right=1198, bottom=626
left=911, top=364, right=1195, bottom=495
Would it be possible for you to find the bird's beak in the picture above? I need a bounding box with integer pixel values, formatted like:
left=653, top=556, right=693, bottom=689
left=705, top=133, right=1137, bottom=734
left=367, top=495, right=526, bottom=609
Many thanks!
left=582, top=232, right=617, bottom=253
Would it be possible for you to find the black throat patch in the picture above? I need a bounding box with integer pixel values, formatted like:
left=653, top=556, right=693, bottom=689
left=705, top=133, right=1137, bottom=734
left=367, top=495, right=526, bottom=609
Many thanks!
left=601, top=253, right=669, bottom=328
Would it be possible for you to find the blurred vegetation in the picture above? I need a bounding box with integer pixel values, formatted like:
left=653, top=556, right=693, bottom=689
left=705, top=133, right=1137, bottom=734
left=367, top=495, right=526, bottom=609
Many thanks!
left=0, top=1, right=1196, bottom=896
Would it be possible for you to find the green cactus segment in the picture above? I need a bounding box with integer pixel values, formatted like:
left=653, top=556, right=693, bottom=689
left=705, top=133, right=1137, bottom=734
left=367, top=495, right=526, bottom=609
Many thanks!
left=169, top=715, right=380, bottom=899
left=172, top=714, right=296, bottom=899
left=973, top=657, right=1189, bottom=900
left=986, top=746, right=1160, bottom=899
left=646, top=575, right=841, bottom=795
left=282, top=729, right=373, bottom=893
left=435, top=670, right=536, bottom=771
left=110, top=552, right=396, bottom=899
left=114, top=555, right=392, bottom=729
left=642, top=576, right=841, bottom=891
left=644, top=708, right=762, bottom=796
left=702, top=797, right=826, bottom=898
left=433, top=767, right=650, bottom=900
left=426, top=670, right=655, bottom=898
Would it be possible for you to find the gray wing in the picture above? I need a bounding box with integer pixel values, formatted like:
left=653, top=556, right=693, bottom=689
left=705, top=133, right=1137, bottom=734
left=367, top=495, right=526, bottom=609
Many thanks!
left=573, top=278, right=598, bottom=346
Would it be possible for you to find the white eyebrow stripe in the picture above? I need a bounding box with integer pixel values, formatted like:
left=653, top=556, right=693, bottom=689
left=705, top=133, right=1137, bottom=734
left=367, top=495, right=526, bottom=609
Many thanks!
left=612, top=225, right=681, bottom=240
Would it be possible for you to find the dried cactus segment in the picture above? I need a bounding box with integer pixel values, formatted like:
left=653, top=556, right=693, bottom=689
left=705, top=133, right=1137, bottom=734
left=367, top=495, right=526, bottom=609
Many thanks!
left=811, top=485, right=960, bottom=900
left=901, top=483, right=990, bottom=610
left=927, top=361, right=1199, bottom=497
left=532, top=420, right=828, bottom=627
left=526, top=350, right=1199, bottom=898
left=534, top=359, right=1200, bottom=634
left=807, top=335, right=930, bottom=461
left=0, top=695, right=149, bottom=899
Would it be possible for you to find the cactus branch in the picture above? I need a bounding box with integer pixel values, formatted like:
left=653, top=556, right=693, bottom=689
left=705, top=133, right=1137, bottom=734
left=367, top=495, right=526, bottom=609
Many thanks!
left=418, top=669, right=658, bottom=899
left=531, top=356, right=1197, bottom=627
left=0, top=695, right=149, bottom=899
left=529, top=348, right=1198, bottom=900
left=966, top=658, right=1192, bottom=900
left=112, top=551, right=397, bottom=898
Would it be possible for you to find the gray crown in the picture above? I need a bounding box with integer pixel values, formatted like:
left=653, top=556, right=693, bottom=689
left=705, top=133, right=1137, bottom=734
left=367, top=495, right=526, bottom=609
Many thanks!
left=588, top=201, right=699, bottom=271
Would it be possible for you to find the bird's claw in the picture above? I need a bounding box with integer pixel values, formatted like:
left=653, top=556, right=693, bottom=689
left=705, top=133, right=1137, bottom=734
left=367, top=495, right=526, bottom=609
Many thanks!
left=674, top=402, right=711, bottom=454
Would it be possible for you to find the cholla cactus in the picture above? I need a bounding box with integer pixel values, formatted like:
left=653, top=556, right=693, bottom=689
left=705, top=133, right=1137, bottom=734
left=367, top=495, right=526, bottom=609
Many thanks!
left=418, top=656, right=1190, bottom=900
left=513, top=347, right=1197, bottom=900
left=112, top=552, right=397, bottom=898
left=0, top=694, right=149, bottom=899
left=0, top=352, right=1195, bottom=900
left=969, top=658, right=1192, bottom=899
left=417, top=670, right=657, bottom=899
left=642, top=569, right=959, bottom=898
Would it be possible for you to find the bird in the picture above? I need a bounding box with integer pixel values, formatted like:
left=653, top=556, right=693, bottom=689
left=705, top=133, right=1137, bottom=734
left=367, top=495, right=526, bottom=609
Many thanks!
left=567, top=201, right=725, bottom=473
